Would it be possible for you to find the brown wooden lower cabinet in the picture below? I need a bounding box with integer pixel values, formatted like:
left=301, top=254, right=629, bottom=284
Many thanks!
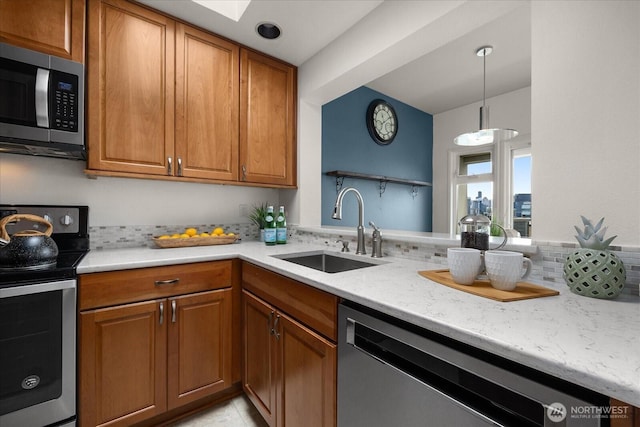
left=243, top=290, right=336, bottom=427
left=79, top=261, right=234, bottom=426
left=610, top=398, right=640, bottom=427
left=242, top=261, right=338, bottom=427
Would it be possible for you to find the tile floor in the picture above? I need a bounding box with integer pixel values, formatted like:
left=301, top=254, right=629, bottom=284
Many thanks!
left=170, top=395, right=268, bottom=427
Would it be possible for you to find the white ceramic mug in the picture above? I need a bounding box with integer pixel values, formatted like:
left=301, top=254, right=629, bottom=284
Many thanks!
left=484, top=250, right=532, bottom=291
left=447, top=248, right=483, bottom=285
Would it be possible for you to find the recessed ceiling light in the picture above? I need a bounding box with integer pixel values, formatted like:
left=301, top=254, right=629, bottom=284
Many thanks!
left=256, top=22, right=281, bottom=40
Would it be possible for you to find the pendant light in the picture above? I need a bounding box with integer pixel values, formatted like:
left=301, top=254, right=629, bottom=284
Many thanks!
left=454, top=46, right=518, bottom=146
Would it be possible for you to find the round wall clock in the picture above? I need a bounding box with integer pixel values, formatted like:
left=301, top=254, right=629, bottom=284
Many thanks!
left=366, top=99, right=398, bottom=145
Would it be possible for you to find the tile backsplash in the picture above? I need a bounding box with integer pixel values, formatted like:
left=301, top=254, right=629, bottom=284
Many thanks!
left=90, top=224, right=640, bottom=296
left=89, top=223, right=259, bottom=250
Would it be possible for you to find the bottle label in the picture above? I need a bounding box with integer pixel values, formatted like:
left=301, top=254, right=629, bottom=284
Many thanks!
left=264, top=228, right=276, bottom=244
left=276, top=227, right=287, bottom=243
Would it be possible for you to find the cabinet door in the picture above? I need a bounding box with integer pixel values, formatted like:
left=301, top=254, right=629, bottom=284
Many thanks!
left=0, top=0, right=85, bottom=62
left=87, top=0, right=175, bottom=175
left=243, top=290, right=277, bottom=426
left=167, top=288, right=233, bottom=410
left=277, top=311, right=336, bottom=427
left=175, top=23, right=239, bottom=181
left=79, top=299, right=167, bottom=427
left=240, top=49, right=296, bottom=187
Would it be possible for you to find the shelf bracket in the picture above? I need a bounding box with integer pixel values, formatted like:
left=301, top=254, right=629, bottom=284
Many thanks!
left=411, top=185, right=419, bottom=199
left=378, top=180, right=387, bottom=197
left=335, top=176, right=345, bottom=193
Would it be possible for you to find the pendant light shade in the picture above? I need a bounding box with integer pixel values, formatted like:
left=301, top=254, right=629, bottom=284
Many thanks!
left=454, top=46, right=518, bottom=146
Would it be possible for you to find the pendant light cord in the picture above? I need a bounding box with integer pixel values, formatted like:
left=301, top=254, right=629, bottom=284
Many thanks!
left=482, top=50, right=486, bottom=109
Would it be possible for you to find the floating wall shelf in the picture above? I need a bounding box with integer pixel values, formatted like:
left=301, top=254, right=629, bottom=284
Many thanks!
left=326, top=170, right=432, bottom=198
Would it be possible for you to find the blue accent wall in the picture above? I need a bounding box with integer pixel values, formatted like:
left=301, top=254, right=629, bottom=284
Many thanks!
left=322, top=86, right=433, bottom=231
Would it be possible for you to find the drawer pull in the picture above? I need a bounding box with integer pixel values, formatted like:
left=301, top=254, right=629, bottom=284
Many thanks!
left=155, top=278, right=180, bottom=286
left=159, top=302, right=164, bottom=325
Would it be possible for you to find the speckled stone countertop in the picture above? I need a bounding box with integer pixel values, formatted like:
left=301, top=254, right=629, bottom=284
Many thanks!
left=78, top=241, right=640, bottom=407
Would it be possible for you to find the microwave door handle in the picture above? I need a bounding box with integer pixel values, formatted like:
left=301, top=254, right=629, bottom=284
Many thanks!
left=35, top=68, right=50, bottom=127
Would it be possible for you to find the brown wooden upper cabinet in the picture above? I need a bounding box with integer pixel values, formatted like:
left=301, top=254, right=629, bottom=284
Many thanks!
left=176, top=23, right=239, bottom=182
left=87, top=0, right=175, bottom=177
left=0, top=0, right=86, bottom=63
left=86, top=0, right=297, bottom=188
left=240, top=49, right=297, bottom=187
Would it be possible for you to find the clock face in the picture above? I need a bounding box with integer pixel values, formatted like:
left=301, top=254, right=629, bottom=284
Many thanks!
left=366, top=100, right=398, bottom=145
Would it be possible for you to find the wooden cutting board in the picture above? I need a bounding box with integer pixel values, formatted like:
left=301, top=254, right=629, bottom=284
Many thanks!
left=418, top=269, right=560, bottom=302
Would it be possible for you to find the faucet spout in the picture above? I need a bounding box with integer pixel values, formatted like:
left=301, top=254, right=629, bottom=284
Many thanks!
left=332, top=187, right=366, bottom=254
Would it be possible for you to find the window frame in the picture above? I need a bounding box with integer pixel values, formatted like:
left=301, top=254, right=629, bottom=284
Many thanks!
left=448, top=135, right=531, bottom=236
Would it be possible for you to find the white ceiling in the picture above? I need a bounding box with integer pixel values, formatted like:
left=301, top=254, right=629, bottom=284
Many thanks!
left=138, top=0, right=531, bottom=115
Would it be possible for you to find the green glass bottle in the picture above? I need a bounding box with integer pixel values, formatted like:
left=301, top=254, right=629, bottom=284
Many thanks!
left=276, top=206, right=287, bottom=244
left=264, top=206, right=276, bottom=246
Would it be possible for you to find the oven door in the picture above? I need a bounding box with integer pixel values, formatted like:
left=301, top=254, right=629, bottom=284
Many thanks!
left=0, top=279, right=76, bottom=427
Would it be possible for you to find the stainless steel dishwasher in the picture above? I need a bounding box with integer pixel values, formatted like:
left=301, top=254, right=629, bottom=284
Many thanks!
left=338, top=302, right=610, bottom=427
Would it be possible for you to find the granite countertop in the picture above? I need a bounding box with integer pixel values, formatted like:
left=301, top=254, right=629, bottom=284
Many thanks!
left=78, top=241, right=640, bottom=407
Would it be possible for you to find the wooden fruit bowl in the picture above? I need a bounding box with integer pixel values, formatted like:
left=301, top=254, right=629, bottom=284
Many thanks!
left=153, top=234, right=239, bottom=248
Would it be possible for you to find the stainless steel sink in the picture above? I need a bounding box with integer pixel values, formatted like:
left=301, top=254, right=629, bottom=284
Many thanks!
left=272, top=251, right=383, bottom=273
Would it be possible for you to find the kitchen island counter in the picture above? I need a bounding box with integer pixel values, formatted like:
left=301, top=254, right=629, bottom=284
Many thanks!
left=78, top=241, right=640, bottom=408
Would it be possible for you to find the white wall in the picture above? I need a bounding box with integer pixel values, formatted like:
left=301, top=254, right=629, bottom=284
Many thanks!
left=531, top=1, right=640, bottom=245
left=0, top=155, right=278, bottom=226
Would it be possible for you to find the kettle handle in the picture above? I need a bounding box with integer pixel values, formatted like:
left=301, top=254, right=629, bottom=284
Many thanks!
left=490, top=224, right=509, bottom=250
left=0, top=214, right=54, bottom=241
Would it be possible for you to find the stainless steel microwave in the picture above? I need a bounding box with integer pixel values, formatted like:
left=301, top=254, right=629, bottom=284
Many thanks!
left=0, top=43, right=85, bottom=160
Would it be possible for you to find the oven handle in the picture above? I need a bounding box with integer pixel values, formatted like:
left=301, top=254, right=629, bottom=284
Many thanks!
left=0, top=279, right=75, bottom=298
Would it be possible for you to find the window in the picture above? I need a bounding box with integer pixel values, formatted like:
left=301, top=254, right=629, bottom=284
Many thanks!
left=510, top=146, right=532, bottom=237
left=449, top=139, right=531, bottom=237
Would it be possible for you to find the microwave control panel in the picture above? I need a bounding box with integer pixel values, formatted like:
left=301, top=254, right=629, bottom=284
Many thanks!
left=49, top=70, right=79, bottom=132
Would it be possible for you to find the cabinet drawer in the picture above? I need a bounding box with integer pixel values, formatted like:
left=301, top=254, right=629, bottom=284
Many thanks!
left=79, top=260, right=232, bottom=310
left=242, top=262, right=338, bottom=341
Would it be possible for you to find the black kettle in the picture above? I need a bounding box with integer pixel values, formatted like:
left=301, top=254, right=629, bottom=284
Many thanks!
left=0, top=214, right=59, bottom=270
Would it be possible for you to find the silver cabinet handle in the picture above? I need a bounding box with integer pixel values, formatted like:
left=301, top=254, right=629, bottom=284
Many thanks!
left=171, top=300, right=177, bottom=323
left=241, top=164, right=247, bottom=181
left=167, top=157, right=173, bottom=175
left=177, top=157, right=183, bottom=177
left=159, top=302, right=164, bottom=325
left=155, top=278, right=179, bottom=286
left=273, top=314, right=281, bottom=340
left=35, top=68, right=50, bottom=127
left=268, top=311, right=274, bottom=334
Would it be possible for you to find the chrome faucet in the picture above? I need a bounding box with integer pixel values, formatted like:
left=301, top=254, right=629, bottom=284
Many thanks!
left=332, top=187, right=366, bottom=254
left=369, top=221, right=383, bottom=258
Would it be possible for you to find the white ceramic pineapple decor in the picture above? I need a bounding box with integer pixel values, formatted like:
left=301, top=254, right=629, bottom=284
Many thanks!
left=563, top=216, right=626, bottom=299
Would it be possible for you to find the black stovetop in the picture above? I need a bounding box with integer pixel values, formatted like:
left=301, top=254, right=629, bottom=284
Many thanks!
left=0, top=250, right=88, bottom=287
left=0, top=205, right=89, bottom=287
